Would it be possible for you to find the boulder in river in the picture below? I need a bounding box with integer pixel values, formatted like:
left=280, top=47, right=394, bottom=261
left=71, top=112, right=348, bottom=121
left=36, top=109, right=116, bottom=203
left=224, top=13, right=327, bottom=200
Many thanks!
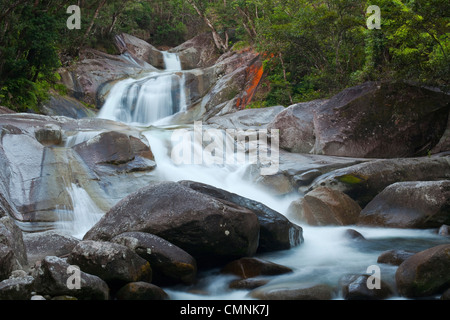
left=288, top=187, right=361, bottom=226
left=377, top=249, right=416, bottom=266
left=221, top=257, right=293, bottom=279
left=267, top=99, right=327, bottom=153
left=0, top=273, right=35, bottom=300
left=73, top=130, right=156, bottom=175
left=83, top=181, right=260, bottom=267
left=111, top=232, right=197, bottom=285
left=22, top=231, right=80, bottom=264
left=395, top=244, right=450, bottom=298
left=115, top=281, right=169, bottom=300
left=178, top=180, right=303, bottom=252
left=339, top=274, right=393, bottom=300
left=309, top=156, right=450, bottom=207
left=250, top=282, right=335, bottom=300
left=359, top=180, right=450, bottom=228
left=312, top=81, right=450, bottom=158
left=68, top=240, right=152, bottom=289
left=32, top=256, right=109, bottom=300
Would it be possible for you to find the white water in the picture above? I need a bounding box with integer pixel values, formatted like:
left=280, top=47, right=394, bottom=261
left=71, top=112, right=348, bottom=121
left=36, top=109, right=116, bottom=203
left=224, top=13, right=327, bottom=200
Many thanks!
left=64, top=50, right=450, bottom=300
left=57, top=183, right=104, bottom=239
left=97, top=51, right=187, bottom=125
left=142, top=127, right=450, bottom=300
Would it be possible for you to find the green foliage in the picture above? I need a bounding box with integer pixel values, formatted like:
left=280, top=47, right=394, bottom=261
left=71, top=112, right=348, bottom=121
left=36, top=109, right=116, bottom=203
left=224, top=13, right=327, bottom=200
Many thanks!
left=1, top=0, right=448, bottom=111
left=0, top=1, right=64, bottom=112
left=250, top=0, right=449, bottom=106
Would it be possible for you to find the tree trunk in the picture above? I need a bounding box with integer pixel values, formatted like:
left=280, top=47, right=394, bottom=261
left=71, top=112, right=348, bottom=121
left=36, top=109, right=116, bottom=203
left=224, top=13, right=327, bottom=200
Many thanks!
left=78, top=0, right=107, bottom=51
left=186, top=0, right=228, bottom=52
left=279, top=52, right=293, bottom=104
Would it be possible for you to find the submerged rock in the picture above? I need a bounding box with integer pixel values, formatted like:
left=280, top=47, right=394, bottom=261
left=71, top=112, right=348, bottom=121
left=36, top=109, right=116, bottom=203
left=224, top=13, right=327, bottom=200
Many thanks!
left=250, top=283, right=335, bottom=300
left=377, top=249, right=416, bottom=266
left=221, top=257, right=293, bottom=279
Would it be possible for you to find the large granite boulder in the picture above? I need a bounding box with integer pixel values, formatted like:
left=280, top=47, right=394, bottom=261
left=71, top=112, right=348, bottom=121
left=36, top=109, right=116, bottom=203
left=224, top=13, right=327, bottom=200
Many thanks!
left=83, top=181, right=260, bottom=267
left=0, top=114, right=157, bottom=233
left=309, top=156, right=450, bottom=207
left=178, top=180, right=303, bottom=252
left=395, top=244, right=450, bottom=298
left=288, top=187, right=361, bottom=226
left=359, top=180, right=450, bottom=228
left=312, top=81, right=450, bottom=158
left=267, top=99, right=327, bottom=153
left=111, top=232, right=197, bottom=285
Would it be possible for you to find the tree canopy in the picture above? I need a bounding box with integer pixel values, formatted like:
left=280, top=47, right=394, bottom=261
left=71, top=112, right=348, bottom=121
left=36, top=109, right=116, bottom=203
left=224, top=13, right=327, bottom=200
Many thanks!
left=0, top=0, right=448, bottom=111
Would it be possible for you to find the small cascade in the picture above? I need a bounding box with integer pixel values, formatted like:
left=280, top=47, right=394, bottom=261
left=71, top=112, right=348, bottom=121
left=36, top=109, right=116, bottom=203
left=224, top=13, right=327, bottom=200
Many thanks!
left=57, top=183, right=104, bottom=239
left=98, top=51, right=187, bottom=125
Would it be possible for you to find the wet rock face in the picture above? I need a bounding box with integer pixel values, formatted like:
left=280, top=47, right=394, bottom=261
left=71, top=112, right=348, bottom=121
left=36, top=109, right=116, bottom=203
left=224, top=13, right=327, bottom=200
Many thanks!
left=73, top=131, right=156, bottom=174
left=0, top=114, right=157, bottom=231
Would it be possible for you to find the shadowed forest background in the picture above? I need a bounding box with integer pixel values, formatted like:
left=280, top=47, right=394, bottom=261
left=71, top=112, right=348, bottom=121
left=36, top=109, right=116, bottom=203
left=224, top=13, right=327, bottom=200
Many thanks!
left=0, top=0, right=448, bottom=112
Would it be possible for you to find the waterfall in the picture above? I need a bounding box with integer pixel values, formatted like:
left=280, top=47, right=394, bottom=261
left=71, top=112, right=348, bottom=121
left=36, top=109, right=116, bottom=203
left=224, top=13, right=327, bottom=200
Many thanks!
left=57, top=183, right=104, bottom=239
left=98, top=51, right=187, bottom=125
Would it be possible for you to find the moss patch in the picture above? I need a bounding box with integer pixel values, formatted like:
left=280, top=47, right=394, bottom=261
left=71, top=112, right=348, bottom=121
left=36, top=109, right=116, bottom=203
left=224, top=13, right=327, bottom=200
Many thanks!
left=337, top=173, right=368, bottom=185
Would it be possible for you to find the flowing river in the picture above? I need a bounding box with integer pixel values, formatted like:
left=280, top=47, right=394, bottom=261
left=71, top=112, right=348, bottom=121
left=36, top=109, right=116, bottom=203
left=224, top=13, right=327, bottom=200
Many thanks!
left=64, top=51, right=449, bottom=300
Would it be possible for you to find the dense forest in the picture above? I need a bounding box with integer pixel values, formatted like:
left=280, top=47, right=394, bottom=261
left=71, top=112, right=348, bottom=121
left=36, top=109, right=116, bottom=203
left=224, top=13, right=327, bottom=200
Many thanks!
left=0, top=0, right=448, bottom=112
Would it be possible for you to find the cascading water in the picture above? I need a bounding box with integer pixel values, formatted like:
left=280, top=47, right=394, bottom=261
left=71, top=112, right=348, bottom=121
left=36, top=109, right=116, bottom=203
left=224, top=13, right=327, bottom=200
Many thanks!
left=62, top=49, right=450, bottom=300
left=98, top=51, right=187, bottom=125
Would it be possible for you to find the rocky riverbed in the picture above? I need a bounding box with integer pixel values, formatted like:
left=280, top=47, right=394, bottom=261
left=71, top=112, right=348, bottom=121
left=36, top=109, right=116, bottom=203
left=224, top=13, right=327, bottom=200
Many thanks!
left=0, top=32, right=449, bottom=301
